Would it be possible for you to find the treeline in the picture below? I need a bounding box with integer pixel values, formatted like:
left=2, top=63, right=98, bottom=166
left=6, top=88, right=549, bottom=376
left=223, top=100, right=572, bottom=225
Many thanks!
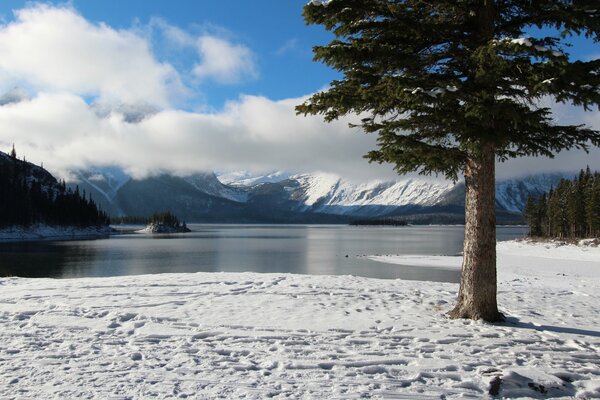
left=149, top=211, right=187, bottom=229
left=524, top=167, right=600, bottom=239
left=0, top=149, right=109, bottom=228
left=111, top=213, right=188, bottom=227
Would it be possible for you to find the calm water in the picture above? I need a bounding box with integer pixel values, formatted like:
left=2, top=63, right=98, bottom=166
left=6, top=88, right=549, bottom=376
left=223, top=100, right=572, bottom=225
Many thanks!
left=0, top=225, right=527, bottom=283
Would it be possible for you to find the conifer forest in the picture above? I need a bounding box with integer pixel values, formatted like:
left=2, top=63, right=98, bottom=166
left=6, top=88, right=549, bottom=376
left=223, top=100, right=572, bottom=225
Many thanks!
left=0, top=149, right=109, bottom=228
left=524, top=167, right=600, bottom=239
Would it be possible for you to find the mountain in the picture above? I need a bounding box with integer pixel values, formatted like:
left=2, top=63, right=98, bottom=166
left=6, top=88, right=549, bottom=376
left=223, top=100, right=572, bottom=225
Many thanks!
left=280, top=173, right=455, bottom=217
left=495, top=173, right=571, bottom=212
left=0, top=150, right=108, bottom=228
left=67, top=167, right=568, bottom=224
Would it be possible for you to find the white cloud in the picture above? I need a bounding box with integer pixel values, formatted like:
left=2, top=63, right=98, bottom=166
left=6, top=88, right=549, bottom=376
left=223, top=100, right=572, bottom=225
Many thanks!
left=0, top=91, right=397, bottom=181
left=193, top=36, right=258, bottom=84
left=496, top=100, right=600, bottom=179
left=0, top=90, right=598, bottom=183
left=276, top=38, right=299, bottom=56
left=0, top=5, right=183, bottom=107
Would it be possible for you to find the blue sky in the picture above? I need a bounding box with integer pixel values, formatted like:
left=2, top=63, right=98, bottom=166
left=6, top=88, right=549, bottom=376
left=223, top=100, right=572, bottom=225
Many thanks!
left=0, top=1, right=597, bottom=180
left=0, top=0, right=339, bottom=110
left=0, top=1, right=593, bottom=111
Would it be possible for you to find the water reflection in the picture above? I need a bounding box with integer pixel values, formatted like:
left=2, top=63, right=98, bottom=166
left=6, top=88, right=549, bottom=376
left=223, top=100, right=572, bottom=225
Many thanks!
left=0, top=225, right=527, bottom=282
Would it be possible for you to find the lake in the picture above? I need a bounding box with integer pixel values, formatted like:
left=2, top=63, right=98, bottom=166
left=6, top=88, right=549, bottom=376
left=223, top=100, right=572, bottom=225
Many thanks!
left=0, top=224, right=527, bottom=282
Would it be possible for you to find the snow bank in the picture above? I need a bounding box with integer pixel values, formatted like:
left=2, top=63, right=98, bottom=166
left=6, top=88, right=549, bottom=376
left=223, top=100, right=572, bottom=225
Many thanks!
left=1, top=240, right=599, bottom=398
left=0, top=224, right=112, bottom=242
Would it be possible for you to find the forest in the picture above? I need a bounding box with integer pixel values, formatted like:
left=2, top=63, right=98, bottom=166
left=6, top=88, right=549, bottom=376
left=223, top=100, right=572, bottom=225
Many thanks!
left=524, top=167, right=600, bottom=239
left=0, top=148, right=109, bottom=228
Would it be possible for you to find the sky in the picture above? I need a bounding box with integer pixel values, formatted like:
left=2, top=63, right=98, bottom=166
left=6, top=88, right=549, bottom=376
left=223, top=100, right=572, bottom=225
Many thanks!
left=0, top=1, right=598, bottom=182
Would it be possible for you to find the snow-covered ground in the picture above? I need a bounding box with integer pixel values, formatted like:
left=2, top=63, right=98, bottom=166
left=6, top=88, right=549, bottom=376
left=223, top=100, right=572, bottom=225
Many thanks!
left=0, top=224, right=112, bottom=242
left=1, top=240, right=599, bottom=398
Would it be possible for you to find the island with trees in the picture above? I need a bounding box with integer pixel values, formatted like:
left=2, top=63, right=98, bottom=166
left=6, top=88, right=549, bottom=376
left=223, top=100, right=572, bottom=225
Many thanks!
left=140, top=211, right=191, bottom=234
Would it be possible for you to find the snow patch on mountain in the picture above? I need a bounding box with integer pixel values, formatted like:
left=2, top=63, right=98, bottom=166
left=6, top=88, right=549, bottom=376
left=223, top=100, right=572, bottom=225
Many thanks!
left=496, top=173, right=570, bottom=212
left=288, top=173, right=454, bottom=215
left=217, top=171, right=291, bottom=187
left=183, top=173, right=247, bottom=203
left=74, top=167, right=130, bottom=201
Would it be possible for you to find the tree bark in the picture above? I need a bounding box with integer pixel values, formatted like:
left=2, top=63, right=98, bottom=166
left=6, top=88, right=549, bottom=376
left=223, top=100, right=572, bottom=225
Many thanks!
left=449, top=143, right=504, bottom=322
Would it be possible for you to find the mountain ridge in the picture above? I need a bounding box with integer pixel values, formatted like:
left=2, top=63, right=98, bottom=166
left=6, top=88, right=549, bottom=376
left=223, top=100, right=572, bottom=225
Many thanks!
left=67, top=167, right=570, bottom=224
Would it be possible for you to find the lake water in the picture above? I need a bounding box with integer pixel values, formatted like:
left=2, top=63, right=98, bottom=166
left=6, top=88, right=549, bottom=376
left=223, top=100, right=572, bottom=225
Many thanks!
left=0, top=225, right=527, bottom=283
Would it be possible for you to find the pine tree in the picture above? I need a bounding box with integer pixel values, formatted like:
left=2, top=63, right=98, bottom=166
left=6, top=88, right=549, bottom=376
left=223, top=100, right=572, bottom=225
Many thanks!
left=524, top=195, right=540, bottom=236
left=537, top=193, right=548, bottom=237
left=588, top=174, right=600, bottom=237
left=297, top=1, right=600, bottom=321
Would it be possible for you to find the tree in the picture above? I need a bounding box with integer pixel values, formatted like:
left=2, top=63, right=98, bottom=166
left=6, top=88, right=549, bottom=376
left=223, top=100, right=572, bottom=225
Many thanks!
left=588, top=174, right=600, bottom=237
left=524, top=195, right=540, bottom=236
left=297, top=1, right=600, bottom=321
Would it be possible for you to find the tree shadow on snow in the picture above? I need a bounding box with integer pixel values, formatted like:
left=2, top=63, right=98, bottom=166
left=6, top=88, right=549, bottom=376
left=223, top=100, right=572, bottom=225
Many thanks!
left=503, top=316, right=600, bottom=338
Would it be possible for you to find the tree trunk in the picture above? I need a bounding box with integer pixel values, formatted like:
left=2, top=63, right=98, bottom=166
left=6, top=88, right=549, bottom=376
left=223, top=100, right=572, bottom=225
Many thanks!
left=449, top=143, right=504, bottom=322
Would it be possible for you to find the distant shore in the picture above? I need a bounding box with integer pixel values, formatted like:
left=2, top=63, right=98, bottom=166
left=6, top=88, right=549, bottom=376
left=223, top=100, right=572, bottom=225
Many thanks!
left=0, top=224, right=113, bottom=243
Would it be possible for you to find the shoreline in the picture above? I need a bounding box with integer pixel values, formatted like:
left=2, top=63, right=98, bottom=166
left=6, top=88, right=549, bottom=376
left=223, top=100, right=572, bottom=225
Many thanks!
left=0, top=224, right=113, bottom=243
left=1, top=240, right=599, bottom=398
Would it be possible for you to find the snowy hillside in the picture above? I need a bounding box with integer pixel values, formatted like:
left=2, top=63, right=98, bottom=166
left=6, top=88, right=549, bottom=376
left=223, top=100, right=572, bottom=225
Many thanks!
left=496, top=173, right=571, bottom=212
left=286, top=173, right=454, bottom=216
left=184, top=173, right=248, bottom=203
left=73, top=167, right=130, bottom=202
left=217, top=171, right=291, bottom=187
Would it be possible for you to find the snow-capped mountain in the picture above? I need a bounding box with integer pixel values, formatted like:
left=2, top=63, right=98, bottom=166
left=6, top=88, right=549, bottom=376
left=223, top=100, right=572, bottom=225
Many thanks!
left=67, top=167, right=568, bottom=223
left=495, top=173, right=572, bottom=212
left=69, top=168, right=130, bottom=216
left=183, top=172, right=247, bottom=203
left=284, top=173, right=454, bottom=217
left=217, top=171, right=291, bottom=187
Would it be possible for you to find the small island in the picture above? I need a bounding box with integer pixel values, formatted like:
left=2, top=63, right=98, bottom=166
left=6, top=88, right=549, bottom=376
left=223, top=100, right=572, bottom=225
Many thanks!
left=140, top=212, right=191, bottom=234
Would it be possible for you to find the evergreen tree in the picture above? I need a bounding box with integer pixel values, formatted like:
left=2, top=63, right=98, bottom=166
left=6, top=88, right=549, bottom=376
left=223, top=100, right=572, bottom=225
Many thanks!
left=524, top=195, right=540, bottom=236
left=567, top=174, right=586, bottom=237
left=297, top=1, right=600, bottom=321
left=0, top=152, right=109, bottom=228
left=537, top=193, right=548, bottom=237
left=588, top=174, right=600, bottom=237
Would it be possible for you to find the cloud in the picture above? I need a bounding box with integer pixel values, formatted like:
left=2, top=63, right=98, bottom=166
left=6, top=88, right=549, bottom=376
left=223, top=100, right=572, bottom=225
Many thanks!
left=0, top=91, right=397, bottom=181
left=276, top=38, right=299, bottom=56
left=0, top=89, right=598, bottom=183
left=0, top=5, right=183, bottom=107
left=496, top=99, right=600, bottom=179
left=193, top=36, right=258, bottom=84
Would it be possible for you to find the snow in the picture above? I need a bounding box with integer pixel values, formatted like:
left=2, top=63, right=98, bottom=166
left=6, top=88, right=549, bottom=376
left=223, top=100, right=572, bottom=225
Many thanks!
left=184, top=173, right=248, bottom=203
left=510, top=37, right=533, bottom=47
left=290, top=173, right=454, bottom=216
left=2, top=240, right=600, bottom=398
left=0, top=224, right=112, bottom=242
left=217, top=170, right=291, bottom=187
